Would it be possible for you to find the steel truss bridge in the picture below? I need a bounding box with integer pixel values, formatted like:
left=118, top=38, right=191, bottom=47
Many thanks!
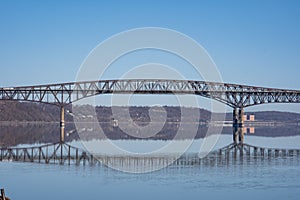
left=1, top=79, right=300, bottom=107
left=0, top=79, right=300, bottom=167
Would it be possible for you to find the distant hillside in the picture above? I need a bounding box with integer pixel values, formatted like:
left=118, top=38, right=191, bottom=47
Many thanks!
left=1, top=101, right=300, bottom=146
left=0, top=101, right=61, bottom=122
left=0, top=101, right=212, bottom=123
left=1, top=101, right=300, bottom=123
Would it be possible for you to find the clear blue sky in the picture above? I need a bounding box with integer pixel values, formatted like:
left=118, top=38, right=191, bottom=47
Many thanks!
left=1, top=0, right=300, bottom=111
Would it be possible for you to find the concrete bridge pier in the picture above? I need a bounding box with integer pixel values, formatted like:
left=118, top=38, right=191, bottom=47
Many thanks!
left=59, top=106, right=65, bottom=163
left=233, top=108, right=244, bottom=144
left=60, top=106, right=65, bottom=143
left=233, top=108, right=238, bottom=143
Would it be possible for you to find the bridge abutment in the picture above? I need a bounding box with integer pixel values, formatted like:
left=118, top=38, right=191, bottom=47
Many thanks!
left=233, top=108, right=244, bottom=144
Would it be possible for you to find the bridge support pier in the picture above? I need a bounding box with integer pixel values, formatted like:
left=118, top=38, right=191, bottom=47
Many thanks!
left=60, top=106, right=65, bottom=143
left=233, top=108, right=244, bottom=144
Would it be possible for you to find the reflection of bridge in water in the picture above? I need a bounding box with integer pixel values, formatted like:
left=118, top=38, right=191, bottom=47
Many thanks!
left=1, top=142, right=300, bottom=168
left=1, top=79, right=300, bottom=167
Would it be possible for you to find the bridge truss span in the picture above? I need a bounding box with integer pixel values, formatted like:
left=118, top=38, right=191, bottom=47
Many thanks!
left=1, top=79, right=300, bottom=108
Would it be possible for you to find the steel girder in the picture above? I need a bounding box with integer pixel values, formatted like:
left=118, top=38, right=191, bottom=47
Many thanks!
left=1, top=79, right=300, bottom=108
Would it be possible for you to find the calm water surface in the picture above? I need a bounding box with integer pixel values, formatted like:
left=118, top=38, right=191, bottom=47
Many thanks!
left=1, top=135, right=300, bottom=200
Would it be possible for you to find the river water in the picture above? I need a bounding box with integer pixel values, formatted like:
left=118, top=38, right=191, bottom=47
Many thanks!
left=1, top=135, right=300, bottom=200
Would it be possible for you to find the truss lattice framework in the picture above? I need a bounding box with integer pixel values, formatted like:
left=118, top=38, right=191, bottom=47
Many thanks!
left=1, top=79, right=300, bottom=108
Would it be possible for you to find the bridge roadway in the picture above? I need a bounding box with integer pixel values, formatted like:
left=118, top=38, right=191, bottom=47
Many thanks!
left=1, top=79, right=300, bottom=144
